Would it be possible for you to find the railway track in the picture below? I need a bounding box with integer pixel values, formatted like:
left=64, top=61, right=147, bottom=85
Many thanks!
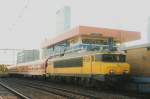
left=2, top=78, right=100, bottom=99
left=0, top=80, right=30, bottom=99
left=1, top=78, right=140, bottom=99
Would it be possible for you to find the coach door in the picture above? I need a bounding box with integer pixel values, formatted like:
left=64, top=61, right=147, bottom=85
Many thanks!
left=82, top=56, right=92, bottom=74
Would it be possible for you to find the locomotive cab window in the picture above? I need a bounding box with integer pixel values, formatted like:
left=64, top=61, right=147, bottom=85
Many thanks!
left=95, top=54, right=126, bottom=62
left=119, top=54, right=126, bottom=62
left=102, top=54, right=126, bottom=62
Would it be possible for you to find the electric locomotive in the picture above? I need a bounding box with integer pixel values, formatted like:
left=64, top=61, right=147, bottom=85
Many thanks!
left=46, top=51, right=130, bottom=83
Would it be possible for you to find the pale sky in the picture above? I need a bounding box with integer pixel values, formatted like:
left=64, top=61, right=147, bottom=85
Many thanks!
left=0, top=0, right=150, bottom=49
left=0, top=0, right=150, bottom=64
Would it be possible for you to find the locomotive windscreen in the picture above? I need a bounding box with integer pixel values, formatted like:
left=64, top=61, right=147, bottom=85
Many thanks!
left=95, top=54, right=126, bottom=62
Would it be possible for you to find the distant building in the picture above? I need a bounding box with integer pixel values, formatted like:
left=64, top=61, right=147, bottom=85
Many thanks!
left=17, top=50, right=39, bottom=64
left=56, top=6, right=71, bottom=34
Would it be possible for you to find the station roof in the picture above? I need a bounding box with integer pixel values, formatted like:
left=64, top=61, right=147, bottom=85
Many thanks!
left=41, top=26, right=141, bottom=48
left=122, top=43, right=150, bottom=50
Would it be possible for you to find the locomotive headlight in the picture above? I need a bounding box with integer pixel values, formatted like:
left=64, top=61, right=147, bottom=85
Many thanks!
left=124, top=70, right=129, bottom=74
left=109, top=70, right=114, bottom=74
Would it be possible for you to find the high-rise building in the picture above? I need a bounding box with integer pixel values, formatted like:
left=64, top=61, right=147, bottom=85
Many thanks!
left=56, top=6, right=71, bottom=34
left=17, top=50, right=39, bottom=64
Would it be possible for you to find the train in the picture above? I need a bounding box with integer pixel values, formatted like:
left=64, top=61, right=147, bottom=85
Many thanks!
left=8, top=51, right=130, bottom=86
left=122, top=43, right=150, bottom=92
left=0, top=64, right=8, bottom=77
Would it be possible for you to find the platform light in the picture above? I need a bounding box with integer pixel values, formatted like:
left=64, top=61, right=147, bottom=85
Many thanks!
left=109, top=70, right=114, bottom=74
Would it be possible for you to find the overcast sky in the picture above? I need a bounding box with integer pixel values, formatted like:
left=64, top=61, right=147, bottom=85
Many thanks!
left=0, top=0, right=150, bottom=49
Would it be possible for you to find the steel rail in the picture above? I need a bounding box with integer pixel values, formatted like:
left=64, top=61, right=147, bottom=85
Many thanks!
left=0, top=81, right=30, bottom=99
left=2, top=79, right=76, bottom=99
left=12, top=79, right=101, bottom=99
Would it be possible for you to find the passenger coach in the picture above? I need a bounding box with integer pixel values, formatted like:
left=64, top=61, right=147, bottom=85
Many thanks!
left=122, top=43, right=150, bottom=92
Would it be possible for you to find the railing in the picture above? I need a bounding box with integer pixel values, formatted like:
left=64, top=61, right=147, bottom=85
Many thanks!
left=45, top=44, right=117, bottom=58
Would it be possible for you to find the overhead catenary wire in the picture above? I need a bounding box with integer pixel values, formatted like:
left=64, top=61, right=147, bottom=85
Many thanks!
left=8, top=0, right=30, bottom=31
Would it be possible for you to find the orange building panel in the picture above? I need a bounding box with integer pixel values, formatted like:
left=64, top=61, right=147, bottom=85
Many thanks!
left=41, top=26, right=140, bottom=48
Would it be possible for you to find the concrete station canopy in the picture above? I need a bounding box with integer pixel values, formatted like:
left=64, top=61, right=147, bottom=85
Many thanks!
left=122, top=43, right=150, bottom=50
left=41, top=26, right=141, bottom=48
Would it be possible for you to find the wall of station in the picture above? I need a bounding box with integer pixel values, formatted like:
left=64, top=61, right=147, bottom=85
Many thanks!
left=148, top=17, right=150, bottom=43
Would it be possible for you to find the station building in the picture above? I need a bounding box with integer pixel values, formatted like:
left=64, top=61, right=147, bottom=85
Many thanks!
left=41, top=26, right=140, bottom=59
